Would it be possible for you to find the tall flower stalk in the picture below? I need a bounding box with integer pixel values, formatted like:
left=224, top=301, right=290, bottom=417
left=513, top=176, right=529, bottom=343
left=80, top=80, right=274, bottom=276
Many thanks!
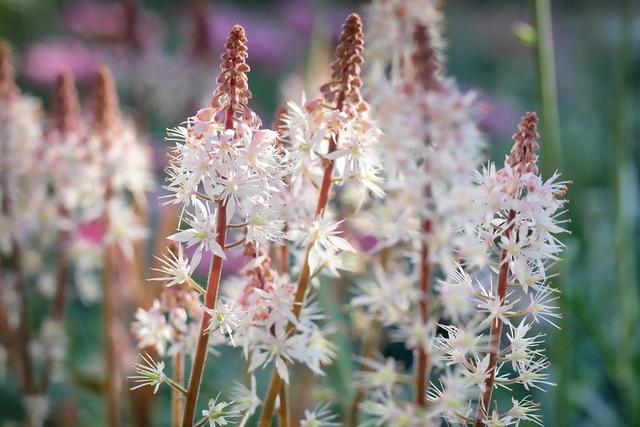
left=351, top=1, right=484, bottom=423
left=257, top=13, right=381, bottom=426
left=89, top=66, right=151, bottom=427
left=129, top=24, right=289, bottom=426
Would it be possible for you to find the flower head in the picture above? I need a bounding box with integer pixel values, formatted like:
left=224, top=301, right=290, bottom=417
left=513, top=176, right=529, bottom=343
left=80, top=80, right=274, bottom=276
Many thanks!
left=129, top=353, right=167, bottom=394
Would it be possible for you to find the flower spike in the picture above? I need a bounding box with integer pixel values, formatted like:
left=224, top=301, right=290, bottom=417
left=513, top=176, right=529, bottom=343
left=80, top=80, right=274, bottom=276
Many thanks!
left=412, top=24, right=443, bottom=92
left=211, top=24, right=252, bottom=121
left=0, top=41, right=17, bottom=101
left=51, top=71, right=81, bottom=134
left=92, top=67, right=121, bottom=130
left=507, top=112, right=540, bottom=175
left=320, top=13, right=366, bottom=111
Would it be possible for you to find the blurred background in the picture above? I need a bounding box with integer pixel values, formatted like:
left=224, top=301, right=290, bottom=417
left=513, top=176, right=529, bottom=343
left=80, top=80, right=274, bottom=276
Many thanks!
left=0, top=0, right=638, bottom=426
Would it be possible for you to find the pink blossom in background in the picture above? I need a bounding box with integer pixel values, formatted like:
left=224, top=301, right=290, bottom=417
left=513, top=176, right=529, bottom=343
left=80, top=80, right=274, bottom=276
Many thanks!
left=207, top=4, right=303, bottom=68
left=62, top=1, right=162, bottom=49
left=77, top=218, right=106, bottom=245
left=22, top=40, right=100, bottom=85
left=63, top=1, right=122, bottom=40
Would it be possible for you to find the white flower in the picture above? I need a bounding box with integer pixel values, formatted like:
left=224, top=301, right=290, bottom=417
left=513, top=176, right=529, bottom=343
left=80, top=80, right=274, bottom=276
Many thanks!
left=300, top=403, right=340, bottom=427
left=129, top=353, right=167, bottom=394
left=169, top=199, right=226, bottom=267
left=201, top=394, right=239, bottom=427
left=149, top=244, right=193, bottom=287
left=505, top=396, right=542, bottom=425
left=203, top=300, right=245, bottom=346
left=131, top=301, right=173, bottom=356
left=230, top=375, right=261, bottom=427
left=514, top=357, right=554, bottom=391
left=289, top=326, right=337, bottom=375
left=248, top=326, right=297, bottom=384
left=23, top=394, right=49, bottom=427
left=292, top=217, right=355, bottom=254
left=354, top=357, right=407, bottom=394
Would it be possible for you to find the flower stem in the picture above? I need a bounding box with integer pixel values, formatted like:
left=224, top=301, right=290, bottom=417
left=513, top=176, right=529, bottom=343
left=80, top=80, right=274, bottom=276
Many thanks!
left=12, top=240, right=35, bottom=394
left=278, top=383, right=289, bottom=427
left=40, top=231, right=69, bottom=391
left=103, top=242, right=118, bottom=427
left=611, top=0, right=640, bottom=422
left=415, top=220, right=432, bottom=407
left=532, top=0, right=561, bottom=176
left=259, top=373, right=282, bottom=427
left=257, top=84, right=346, bottom=426
left=172, top=351, right=185, bottom=427
left=475, top=210, right=515, bottom=426
left=181, top=200, right=227, bottom=427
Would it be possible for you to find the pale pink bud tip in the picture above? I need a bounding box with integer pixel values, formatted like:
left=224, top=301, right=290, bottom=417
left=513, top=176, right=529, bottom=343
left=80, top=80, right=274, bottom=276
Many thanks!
left=51, top=71, right=81, bottom=134
left=92, top=66, right=121, bottom=129
left=412, top=24, right=443, bottom=92
left=507, top=112, right=540, bottom=175
left=0, top=40, right=18, bottom=101
left=320, top=13, right=366, bottom=112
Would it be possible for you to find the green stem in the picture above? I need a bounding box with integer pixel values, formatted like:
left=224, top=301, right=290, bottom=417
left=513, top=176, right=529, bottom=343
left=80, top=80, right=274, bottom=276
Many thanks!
left=532, top=0, right=562, bottom=176
left=611, top=0, right=640, bottom=423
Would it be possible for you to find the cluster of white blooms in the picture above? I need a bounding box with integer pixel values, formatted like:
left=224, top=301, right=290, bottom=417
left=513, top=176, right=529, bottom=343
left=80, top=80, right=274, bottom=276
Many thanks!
left=0, top=42, right=49, bottom=257
left=129, top=17, right=376, bottom=426
left=131, top=281, right=204, bottom=357
left=224, top=245, right=337, bottom=384
left=348, top=2, right=567, bottom=426
left=351, top=1, right=485, bottom=422
left=85, top=68, right=152, bottom=259
left=1, top=41, right=152, bottom=427
left=164, top=26, right=289, bottom=258
left=432, top=112, right=567, bottom=425
left=130, top=25, right=297, bottom=426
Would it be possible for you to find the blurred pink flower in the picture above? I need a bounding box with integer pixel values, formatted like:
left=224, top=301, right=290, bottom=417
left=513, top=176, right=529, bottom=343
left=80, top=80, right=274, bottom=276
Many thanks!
left=207, top=4, right=303, bottom=68
left=22, top=40, right=100, bottom=85
left=77, top=219, right=106, bottom=245
left=63, top=1, right=122, bottom=39
left=63, top=1, right=162, bottom=49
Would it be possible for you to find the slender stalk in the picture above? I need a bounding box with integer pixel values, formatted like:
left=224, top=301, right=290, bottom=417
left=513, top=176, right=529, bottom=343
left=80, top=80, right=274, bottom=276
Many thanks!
left=40, top=231, right=69, bottom=391
left=12, top=240, right=35, bottom=394
left=347, top=320, right=381, bottom=427
left=415, top=220, right=432, bottom=406
left=532, top=0, right=562, bottom=176
left=278, top=383, right=289, bottom=427
left=103, top=242, right=118, bottom=427
left=258, top=88, right=347, bottom=427
left=258, top=130, right=339, bottom=426
left=611, top=0, right=640, bottom=423
left=172, top=351, right=185, bottom=427
left=181, top=200, right=228, bottom=427
left=475, top=210, right=515, bottom=426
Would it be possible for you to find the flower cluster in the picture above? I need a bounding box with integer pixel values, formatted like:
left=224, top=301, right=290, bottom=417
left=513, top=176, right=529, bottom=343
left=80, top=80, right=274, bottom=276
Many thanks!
left=346, top=2, right=568, bottom=426
left=0, top=41, right=48, bottom=257
left=1, top=40, right=152, bottom=427
left=164, top=25, right=288, bottom=256
left=432, top=112, right=568, bottom=425
left=132, top=280, right=204, bottom=358
left=225, top=245, right=337, bottom=384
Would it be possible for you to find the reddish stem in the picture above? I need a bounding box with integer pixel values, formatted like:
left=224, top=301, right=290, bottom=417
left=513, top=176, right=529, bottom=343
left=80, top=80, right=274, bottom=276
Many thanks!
left=103, top=243, right=118, bottom=427
left=13, top=240, right=35, bottom=394
left=181, top=200, right=228, bottom=427
left=415, top=220, right=432, bottom=406
left=172, top=351, right=185, bottom=427
left=475, top=210, right=516, bottom=426
left=41, top=231, right=69, bottom=391
left=278, top=383, right=289, bottom=427
left=258, top=79, right=348, bottom=427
